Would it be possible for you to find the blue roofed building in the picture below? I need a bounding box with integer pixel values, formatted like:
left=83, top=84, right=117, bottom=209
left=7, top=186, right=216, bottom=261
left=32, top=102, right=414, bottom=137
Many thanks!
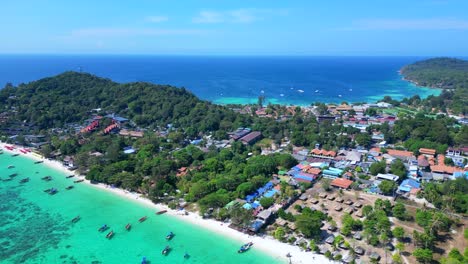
left=398, top=179, right=421, bottom=193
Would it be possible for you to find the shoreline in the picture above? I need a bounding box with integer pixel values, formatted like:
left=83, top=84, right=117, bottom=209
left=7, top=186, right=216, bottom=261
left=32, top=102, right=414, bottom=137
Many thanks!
left=0, top=142, right=333, bottom=264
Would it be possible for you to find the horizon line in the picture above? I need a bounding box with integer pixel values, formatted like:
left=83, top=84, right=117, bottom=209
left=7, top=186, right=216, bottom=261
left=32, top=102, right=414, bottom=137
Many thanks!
left=0, top=53, right=467, bottom=58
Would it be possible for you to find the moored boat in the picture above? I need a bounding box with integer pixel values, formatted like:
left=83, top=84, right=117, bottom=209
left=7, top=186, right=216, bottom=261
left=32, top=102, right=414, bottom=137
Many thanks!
left=44, top=188, right=58, bottom=195
left=125, top=223, right=131, bottom=231
left=66, top=175, right=74, bottom=178
left=72, top=215, right=81, bottom=223
left=7, top=165, right=14, bottom=169
left=74, top=179, right=84, bottom=183
left=12, top=153, right=19, bottom=157
left=19, top=177, right=30, bottom=183
left=156, top=210, right=167, bottom=215
left=34, top=160, right=44, bottom=164
left=41, top=176, right=52, bottom=181
left=238, top=242, right=253, bottom=253
left=162, top=245, right=171, bottom=255
left=184, top=252, right=190, bottom=259
left=98, top=224, right=109, bottom=232
left=166, top=231, right=174, bottom=240
left=141, top=256, right=148, bottom=264
left=105, top=230, right=114, bottom=239
left=138, top=216, right=147, bottom=223
left=66, top=185, right=74, bottom=190
left=9, top=173, right=18, bottom=178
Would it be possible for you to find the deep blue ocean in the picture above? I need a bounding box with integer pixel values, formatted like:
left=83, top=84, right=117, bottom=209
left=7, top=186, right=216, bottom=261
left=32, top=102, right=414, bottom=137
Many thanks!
left=0, top=55, right=441, bottom=105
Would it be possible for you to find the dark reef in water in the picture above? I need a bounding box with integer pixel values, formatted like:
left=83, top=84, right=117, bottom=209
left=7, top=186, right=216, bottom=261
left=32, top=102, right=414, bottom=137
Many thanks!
left=0, top=186, right=71, bottom=263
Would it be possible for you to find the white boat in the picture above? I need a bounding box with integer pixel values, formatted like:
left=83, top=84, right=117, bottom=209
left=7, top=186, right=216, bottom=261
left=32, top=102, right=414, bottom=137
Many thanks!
left=297, top=89, right=304, bottom=93
left=338, top=94, right=342, bottom=97
left=280, top=94, right=284, bottom=97
left=315, top=90, right=319, bottom=93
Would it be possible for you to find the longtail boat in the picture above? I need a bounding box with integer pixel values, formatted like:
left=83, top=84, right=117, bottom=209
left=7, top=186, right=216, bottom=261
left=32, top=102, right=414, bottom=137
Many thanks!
left=138, top=216, right=147, bottom=223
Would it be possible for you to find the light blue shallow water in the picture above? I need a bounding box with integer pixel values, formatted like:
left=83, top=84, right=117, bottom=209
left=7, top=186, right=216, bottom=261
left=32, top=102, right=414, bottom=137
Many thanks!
left=0, top=153, right=282, bottom=264
left=0, top=55, right=442, bottom=105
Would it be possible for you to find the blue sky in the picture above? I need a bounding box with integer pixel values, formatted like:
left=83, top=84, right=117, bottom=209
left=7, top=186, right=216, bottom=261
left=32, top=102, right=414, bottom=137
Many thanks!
left=2, top=0, right=468, bottom=55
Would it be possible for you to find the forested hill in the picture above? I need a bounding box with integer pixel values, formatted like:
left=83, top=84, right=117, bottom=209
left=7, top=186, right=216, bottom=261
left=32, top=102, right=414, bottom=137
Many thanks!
left=400, top=57, right=468, bottom=89
left=400, top=58, right=468, bottom=115
left=0, top=71, right=245, bottom=134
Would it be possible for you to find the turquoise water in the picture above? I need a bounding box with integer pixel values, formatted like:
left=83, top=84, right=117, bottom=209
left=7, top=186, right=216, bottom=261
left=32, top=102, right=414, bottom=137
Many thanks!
left=0, top=153, right=281, bottom=264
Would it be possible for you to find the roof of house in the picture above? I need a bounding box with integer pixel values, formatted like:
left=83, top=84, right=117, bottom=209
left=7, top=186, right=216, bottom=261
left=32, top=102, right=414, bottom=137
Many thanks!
left=306, top=168, right=322, bottom=175
left=430, top=165, right=463, bottom=174
left=419, top=148, right=436, bottom=155
left=417, top=155, right=430, bottom=167
left=376, top=173, right=400, bottom=181
left=331, top=178, right=353, bottom=189
left=240, top=131, right=262, bottom=144
left=387, top=149, right=414, bottom=158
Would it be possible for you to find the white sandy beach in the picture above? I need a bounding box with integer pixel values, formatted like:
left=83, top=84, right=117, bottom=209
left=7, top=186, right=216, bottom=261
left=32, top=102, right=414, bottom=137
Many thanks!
left=1, top=142, right=334, bottom=264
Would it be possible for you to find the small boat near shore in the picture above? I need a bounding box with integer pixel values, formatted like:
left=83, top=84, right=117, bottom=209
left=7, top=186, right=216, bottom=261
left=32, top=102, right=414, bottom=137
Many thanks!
left=66, top=175, right=74, bottom=178
left=138, top=216, right=147, bottom=223
left=44, top=188, right=58, bottom=195
left=125, top=223, right=131, bottom=231
left=41, top=176, right=52, bottom=181
left=66, top=185, right=74, bottom=190
left=74, top=179, right=84, bottom=183
left=72, top=215, right=81, bottom=223
left=12, top=153, right=19, bottom=157
left=238, top=242, right=253, bottom=253
left=34, top=160, right=44, bottom=164
left=9, top=173, right=18, bottom=178
left=166, top=231, right=174, bottom=240
left=19, top=177, right=30, bottom=183
left=156, top=210, right=167, bottom=215
left=7, top=165, right=14, bottom=169
left=162, top=245, right=171, bottom=255
left=105, top=230, right=114, bottom=239
left=98, top=224, right=109, bottom=232
left=184, top=252, right=190, bottom=259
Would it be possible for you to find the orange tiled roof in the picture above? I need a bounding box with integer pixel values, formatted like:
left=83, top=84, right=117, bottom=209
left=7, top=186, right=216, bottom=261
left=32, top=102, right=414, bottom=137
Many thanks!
left=387, top=149, right=414, bottom=158
left=307, top=168, right=322, bottom=175
left=430, top=165, right=463, bottom=174
left=419, top=148, right=436, bottom=155
left=331, top=178, right=353, bottom=189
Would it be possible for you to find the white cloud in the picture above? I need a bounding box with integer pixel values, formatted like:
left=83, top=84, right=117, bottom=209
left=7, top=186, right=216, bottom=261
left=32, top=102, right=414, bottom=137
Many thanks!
left=145, top=16, right=169, bottom=23
left=68, top=27, right=207, bottom=38
left=193, top=8, right=288, bottom=24
left=341, top=18, right=468, bottom=30
left=192, top=11, right=224, bottom=24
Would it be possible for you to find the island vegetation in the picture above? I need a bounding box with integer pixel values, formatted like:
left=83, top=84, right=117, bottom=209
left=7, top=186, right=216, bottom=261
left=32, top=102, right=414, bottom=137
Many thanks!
left=0, top=57, right=467, bottom=263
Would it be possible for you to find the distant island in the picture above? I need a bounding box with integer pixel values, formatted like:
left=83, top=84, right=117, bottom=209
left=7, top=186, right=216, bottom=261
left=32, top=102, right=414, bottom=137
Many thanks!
left=400, top=57, right=468, bottom=115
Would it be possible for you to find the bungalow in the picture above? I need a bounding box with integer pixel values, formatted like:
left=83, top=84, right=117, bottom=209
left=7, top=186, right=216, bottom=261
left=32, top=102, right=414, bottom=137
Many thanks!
left=256, top=209, right=272, bottom=222
left=398, top=179, right=420, bottom=193
left=310, top=148, right=337, bottom=159
left=119, top=129, right=144, bottom=138
left=323, top=168, right=343, bottom=179
left=417, top=155, right=430, bottom=169
left=354, top=246, right=365, bottom=255
left=386, top=149, right=415, bottom=161
left=419, top=148, right=436, bottom=157
left=330, top=178, right=353, bottom=189
left=376, top=173, right=399, bottom=182
left=240, top=131, right=262, bottom=145
left=325, top=235, right=335, bottom=244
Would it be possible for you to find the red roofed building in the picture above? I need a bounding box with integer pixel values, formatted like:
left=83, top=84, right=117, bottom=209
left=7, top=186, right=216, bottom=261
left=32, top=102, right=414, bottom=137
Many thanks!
left=419, top=148, right=436, bottom=157
left=331, top=178, right=353, bottom=189
left=310, top=148, right=336, bottom=159
left=387, top=149, right=415, bottom=160
left=306, top=168, right=322, bottom=175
